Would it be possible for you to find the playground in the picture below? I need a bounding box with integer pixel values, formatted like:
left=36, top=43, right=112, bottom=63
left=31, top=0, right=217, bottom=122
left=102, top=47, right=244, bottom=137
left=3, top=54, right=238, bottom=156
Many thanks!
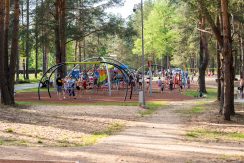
left=12, top=57, right=195, bottom=105
left=15, top=82, right=196, bottom=104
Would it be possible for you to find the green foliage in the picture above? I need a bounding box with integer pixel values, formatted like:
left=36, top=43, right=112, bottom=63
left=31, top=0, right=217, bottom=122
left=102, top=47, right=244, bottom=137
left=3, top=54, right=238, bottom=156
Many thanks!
left=133, top=0, right=179, bottom=60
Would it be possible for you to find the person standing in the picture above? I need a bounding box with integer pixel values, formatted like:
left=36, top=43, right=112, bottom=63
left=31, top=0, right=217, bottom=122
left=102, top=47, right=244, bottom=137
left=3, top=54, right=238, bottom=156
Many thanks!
left=169, top=76, right=174, bottom=91
left=157, top=77, right=162, bottom=93
left=68, top=76, right=76, bottom=98
left=56, top=75, right=63, bottom=100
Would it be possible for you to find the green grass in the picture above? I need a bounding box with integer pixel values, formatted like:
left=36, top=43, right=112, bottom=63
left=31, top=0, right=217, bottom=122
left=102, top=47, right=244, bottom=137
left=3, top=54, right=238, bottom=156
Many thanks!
left=186, top=129, right=244, bottom=141
left=16, top=74, right=42, bottom=84
left=190, top=106, right=204, bottom=113
left=0, top=122, right=125, bottom=147
left=16, top=101, right=139, bottom=107
left=82, top=122, right=125, bottom=146
left=81, top=134, right=107, bottom=146
left=16, top=87, right=54, bottom=93
left=57, top=122, right=125, bottom=147
left=0, top=138, right=29, bottom=146
left=219, top=154, right=244, bottom=161
left=176, top=105, right=204, bottom=115
left=138, top=101, right=167, bottom=116
left=5, top=128, right=14, bottom=133
left=94, top=122, right=125, bottom=136
left=184, top=88, right=217, bottom=100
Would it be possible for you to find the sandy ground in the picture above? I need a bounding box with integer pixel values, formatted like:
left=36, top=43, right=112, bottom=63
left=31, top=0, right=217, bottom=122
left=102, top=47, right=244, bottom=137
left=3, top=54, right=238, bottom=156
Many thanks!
left=0, top=100, right=244, bottom=163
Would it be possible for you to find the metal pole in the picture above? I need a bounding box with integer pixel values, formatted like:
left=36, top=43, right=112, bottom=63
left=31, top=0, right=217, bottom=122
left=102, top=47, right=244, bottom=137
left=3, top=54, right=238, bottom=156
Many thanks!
left=141, top=0, right=146, bottom=106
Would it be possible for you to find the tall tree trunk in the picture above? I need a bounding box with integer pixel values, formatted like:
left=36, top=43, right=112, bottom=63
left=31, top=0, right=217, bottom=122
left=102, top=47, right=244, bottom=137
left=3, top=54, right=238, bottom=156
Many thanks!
left=239, top=24, right=244, bottom=77
left=4, top=0, right=9, bottom=80
left=83, top=38, right=86, bottom=70
left=217, top=42, right=221, bottom=101
left=35, top=0, right=39, bottom=78
left=55, top=0, right=66, bottom=78
left=42, top=45, right=47, bottom=74
left=221, top=0, right=234, bottom=120
left=216, top=16, right=221, bottom=101
left=25, top=0, right=30, bottom=79
left=0, top=0, right=12, bottom=104
left=74, top=41, right=78, bottom=62
left=16, top=50, right=20, bottom=82
left=198, top=16, right=209, bottom=93
left=79, top=41, right=82, bottom=71
left=0, top=0, right=19, bottom=105
left=0, top=0, right=5, bottom=103
left=21, top=0, right=25, bottom=79
left=60, top=0, right=66, bottom=77
left=55, top=0, right=61, bottom=76
left=8, top=0, right=20, bottom=104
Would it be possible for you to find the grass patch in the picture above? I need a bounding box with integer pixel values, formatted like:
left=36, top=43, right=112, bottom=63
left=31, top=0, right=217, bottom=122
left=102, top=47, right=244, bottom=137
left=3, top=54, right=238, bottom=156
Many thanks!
left=57, top=122, right=125, bottom=147
left=138, top=101, right=167, bottom=117
left=191, top=106, right=204, bottom=113
left=81, top=122, right=125, bottom=146
left=94, top=122, right=125, bottom=135
left=5, top=128, right=14, bottom=133
left=16, top=87, right=54, bottom=93
left=37, top=140, right=43, bottom=144
left=16, top=101, right=139, bottom=107
left=82, top=134, right=107, bottom=146
left=186, top=129, right=244, bottom=141
left=16, top=74, right=42, bottom=84
left=219, top=154, right=244, bottom=161
left=176, top=105, right=204, bottom=115
left=0, top=137, right=29, bottom=146
left=184, top=88, right=217, bottom=100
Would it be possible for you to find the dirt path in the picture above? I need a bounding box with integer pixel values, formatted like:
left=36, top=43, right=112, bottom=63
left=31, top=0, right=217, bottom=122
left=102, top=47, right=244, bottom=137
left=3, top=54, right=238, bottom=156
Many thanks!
left=1, top=102, right=244, bottom=163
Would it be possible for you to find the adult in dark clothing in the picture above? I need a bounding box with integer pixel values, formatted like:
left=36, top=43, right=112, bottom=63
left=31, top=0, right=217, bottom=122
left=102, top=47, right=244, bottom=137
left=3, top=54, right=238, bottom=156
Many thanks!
left=56, top=76, right=63, bottom=100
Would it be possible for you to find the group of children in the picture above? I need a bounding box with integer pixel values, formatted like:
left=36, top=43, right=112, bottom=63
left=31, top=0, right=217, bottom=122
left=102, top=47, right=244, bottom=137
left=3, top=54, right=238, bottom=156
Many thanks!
left=56, top=73, right=96, bottom=100
left=156, top=72, right=191, bottom=93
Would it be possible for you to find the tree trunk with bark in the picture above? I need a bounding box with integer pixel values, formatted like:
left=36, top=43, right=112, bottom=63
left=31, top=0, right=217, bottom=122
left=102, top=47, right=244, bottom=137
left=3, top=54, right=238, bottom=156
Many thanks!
left=35, top=0, right=39, bottom=78
left=198, top=16, right=209, bottom=93
left=4, top=0, right=9, bottom=80
left=8, top=0, right=20, bottom=103
left=0, top=0, right=19, bottom=105
left=25, top=0, right=30, bottom=79
left=60, top=0, right=66, bottom=76
left=55, top=0, right=66, bottom=78
left=216, top=15, right=222, bottom=102
left=0, top=0, right=5, bottom=102
left=198, top=0, right=235, bottom=120
left=221, top=0, right=234, bottom=120
left=0, top=0, right=12, bottom=104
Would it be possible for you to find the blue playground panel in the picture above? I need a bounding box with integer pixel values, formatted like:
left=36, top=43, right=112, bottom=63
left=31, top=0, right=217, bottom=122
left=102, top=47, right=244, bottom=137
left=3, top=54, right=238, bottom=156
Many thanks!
left=71, top=69, right=80, bottom=79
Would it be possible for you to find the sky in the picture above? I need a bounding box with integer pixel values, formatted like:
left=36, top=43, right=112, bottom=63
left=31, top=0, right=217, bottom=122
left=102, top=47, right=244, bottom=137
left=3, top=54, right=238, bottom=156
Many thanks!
left=107, top=0, right=141, bottom=19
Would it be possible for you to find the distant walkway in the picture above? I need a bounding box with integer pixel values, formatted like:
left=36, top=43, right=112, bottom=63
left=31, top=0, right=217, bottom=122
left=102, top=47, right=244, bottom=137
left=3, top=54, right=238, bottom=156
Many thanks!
left=15, top=83, right=38, bottom=91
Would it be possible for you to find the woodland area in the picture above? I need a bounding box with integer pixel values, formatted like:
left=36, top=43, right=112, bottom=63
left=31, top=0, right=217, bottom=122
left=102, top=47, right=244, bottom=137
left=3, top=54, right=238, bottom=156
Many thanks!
left=0, top=0, right=243, bottom=121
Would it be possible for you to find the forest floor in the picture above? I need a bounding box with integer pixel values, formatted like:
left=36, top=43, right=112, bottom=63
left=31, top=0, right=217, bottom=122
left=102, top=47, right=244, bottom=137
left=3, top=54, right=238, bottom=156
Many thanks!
left=0, top=97, right=244, bottom=162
